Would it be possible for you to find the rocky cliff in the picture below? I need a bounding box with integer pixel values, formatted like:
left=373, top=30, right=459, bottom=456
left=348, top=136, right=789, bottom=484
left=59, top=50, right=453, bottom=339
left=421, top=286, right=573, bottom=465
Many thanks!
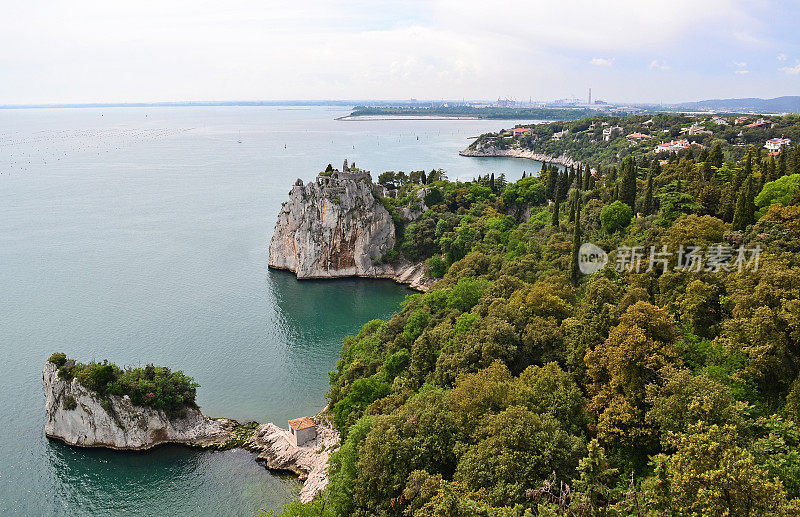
left=268, top=163, right=433, bottom=290
left=43, top=362, right=234, bottom=450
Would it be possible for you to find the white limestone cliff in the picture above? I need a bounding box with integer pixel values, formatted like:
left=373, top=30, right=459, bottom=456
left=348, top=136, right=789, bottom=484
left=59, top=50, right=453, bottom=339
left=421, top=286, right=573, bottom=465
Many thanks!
left=268, top=166, right=434, bottom=291
left=43, top=362, right=233, bottom=450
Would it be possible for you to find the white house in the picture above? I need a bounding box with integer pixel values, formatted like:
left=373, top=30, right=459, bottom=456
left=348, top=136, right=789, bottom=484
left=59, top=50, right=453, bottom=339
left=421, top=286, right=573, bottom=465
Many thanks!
left=680, top=123, right=712, bottom=136
left=711, top=116, right=729, bottom=126
left=654, top=139, right=691, bottom=153
left=552, top=129, right=569, bottom=141
left=288, top=416, right=317, bottom=447
left=765, top=138, right=791, bottom=153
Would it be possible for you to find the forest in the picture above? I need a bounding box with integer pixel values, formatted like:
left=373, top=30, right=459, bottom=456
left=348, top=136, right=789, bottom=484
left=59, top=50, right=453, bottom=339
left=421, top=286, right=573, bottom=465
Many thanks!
left=275, top=117, right=800, bottom=516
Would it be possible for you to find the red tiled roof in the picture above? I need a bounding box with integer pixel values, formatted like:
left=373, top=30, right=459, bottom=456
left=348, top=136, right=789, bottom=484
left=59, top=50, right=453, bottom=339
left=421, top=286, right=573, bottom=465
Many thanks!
left=514, top=127, right=532, bottom=133
left=289, top=417, right=315, bottom=430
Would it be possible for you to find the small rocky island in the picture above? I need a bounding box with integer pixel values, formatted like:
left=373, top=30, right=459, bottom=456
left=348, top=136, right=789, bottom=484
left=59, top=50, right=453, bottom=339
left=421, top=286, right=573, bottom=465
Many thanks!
left=43, top=354, right=337, bottom=502
left=268, top=159, right=432, bottom=290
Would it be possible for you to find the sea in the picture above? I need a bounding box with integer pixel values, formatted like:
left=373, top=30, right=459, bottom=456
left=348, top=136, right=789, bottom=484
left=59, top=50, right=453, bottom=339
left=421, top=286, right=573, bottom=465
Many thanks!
left=0, top=105, right=546, bottom=516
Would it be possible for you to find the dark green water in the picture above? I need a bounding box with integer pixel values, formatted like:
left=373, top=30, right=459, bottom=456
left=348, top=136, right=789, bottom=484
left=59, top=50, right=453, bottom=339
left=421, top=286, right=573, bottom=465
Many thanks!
left=0, top=105, right=545, bottom=515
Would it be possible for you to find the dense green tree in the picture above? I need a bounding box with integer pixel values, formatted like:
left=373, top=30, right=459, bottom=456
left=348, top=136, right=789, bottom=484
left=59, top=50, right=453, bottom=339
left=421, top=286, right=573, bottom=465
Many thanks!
left=599, top=200, right=632, bottom=233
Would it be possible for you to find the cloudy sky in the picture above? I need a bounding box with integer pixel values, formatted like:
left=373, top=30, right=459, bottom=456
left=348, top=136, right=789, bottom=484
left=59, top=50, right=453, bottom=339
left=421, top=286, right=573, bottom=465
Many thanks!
left=1, top=0, right=799, bottom=105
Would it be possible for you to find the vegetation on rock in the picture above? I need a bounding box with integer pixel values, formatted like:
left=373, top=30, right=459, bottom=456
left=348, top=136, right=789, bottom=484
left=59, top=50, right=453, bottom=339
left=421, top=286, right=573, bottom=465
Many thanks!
left=49, top=354, right=199, bottom=415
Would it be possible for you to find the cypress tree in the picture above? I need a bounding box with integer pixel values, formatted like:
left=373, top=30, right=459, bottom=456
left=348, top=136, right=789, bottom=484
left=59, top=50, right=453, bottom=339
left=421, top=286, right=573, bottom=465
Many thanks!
left=570, top=194, right=582, bottom=286
left=582, top=164, right=591, bottom=191
left=546, top=168, right=558, bottom=200
left=620, top=156, right=637, bottom=212
left=643, top=169, right=655, bottom=216
left=490, top=173, right=495, bottom=191
left=710, top=143, right=724, bottom=168
left=778, top=150, right=787, bottom=178
left=732, top=174, right=755, bottom=231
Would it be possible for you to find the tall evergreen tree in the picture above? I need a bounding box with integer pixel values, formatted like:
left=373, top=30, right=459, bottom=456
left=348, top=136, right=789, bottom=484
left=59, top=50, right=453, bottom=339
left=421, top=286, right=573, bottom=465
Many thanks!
left=583, top=164, right=591, bottom=191
left=710, top=143, right=724, bottom=169
left=570, top=193, right=582, bottom=286
left=778, top=150, right=788, bottom=178
left=620, top=156, right=637, bottom=212
left=732, top=174, right=755, bottom=231
left=643, top=169, right=655, bottom=216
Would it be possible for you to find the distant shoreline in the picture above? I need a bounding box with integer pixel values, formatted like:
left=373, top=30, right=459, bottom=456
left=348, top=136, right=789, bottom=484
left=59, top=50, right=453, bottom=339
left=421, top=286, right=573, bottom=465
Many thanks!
left=336, top=115, right=479, bottom=121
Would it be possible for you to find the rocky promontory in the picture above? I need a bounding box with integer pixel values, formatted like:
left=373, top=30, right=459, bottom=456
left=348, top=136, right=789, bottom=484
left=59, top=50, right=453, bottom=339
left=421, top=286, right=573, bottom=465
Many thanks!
left=43, top=355, right=339, bottom=501
left=248, top=418, right=339, bottom=503
left=43, top=361, right=235, bottom=450
left=459, top=146, right=587, bottom=169
left=268, top=160, right=434, bottom=291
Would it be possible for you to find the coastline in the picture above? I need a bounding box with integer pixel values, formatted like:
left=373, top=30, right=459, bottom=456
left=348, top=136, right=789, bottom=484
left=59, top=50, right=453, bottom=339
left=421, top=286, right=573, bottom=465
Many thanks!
left=459, top=146, right=587, bottom=169
left=336, top=115, right=479, bottom=121
left=268, top=260, right=433, bottom=292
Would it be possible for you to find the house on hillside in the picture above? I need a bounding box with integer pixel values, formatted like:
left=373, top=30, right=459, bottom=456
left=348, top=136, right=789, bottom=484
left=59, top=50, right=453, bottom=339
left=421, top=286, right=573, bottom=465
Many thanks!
left=288, top=417, right=317, bottom=447
left=711, top=116, right=729, bottom=126
left=765, top=138, right=791, bottom=155
left=626, top=132, right=650, bottom=141
left=746, top=118, right=773, bottom=128
left=735, top=116, right=750, bottom=125
left=552, top=129, right=569, bottom=141
left=513, top=127, right=532, bottom=138
left=654, top=139, right=691, bottom=153
left=603, top=126, right=623, bottom=141
left=681, top=123, right=712, bottom=136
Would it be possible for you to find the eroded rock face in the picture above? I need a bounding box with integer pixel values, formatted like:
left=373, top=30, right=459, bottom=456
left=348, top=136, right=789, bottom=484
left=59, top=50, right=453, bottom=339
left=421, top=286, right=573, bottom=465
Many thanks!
left=43, top=362, right=233, bottom=450
left=250, top=418, right=339, bottom=503
left=268, top=172, right=396, bottom=278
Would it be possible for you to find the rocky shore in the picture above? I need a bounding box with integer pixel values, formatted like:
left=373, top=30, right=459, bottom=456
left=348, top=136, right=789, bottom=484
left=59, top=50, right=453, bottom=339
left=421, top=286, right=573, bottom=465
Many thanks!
left=459, top=146, right=587, bottom=169
left=43, top=361, right=235, bottom=450
left=43, top=360, right=338, bottom=501
left=268, top=161, right=434, bottom=291
left=248, top=419, right=339, bottom=503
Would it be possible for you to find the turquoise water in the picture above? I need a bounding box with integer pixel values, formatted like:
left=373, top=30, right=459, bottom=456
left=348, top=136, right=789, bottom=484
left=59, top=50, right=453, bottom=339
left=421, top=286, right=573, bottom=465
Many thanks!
left=0, top=106, right=545, bottom=515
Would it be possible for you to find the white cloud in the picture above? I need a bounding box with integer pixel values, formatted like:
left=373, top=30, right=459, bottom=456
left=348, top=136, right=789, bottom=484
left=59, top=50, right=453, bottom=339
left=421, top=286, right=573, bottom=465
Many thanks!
left=734, top=70, right=750, bottom=75
left=0, top=0, right=789, bottom=104
left=777, top=53, right=788, bottom=61
left=779, top=62, right=800, bottom=75
left=590, top=57, right=614, bottom=66
left=649, top=60, right=670, bottom=71
left=734, top=61, right=747, bottom=67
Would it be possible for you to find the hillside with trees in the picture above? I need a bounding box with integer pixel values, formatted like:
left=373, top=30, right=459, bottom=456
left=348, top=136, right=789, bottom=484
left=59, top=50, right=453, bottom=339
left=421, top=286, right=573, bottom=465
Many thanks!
left=467, top=113, right=800, bottom=171
left=273, top=124, right=800, bottom=516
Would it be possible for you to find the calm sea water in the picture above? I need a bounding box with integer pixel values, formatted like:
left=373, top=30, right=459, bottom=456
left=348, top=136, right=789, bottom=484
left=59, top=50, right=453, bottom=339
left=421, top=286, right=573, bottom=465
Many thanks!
left=0, top=106, right=545, bottom=516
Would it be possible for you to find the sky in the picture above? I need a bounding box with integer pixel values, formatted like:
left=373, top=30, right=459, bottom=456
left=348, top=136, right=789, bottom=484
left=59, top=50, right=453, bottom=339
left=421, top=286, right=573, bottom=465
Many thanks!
left=1, top=0, right=799, bottom=105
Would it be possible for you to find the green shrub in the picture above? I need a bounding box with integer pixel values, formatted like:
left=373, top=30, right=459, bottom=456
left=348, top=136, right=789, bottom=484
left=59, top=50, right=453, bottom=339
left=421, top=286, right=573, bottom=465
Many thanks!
left=51, top=356, right=199, bottom=415
left=426, top=255, right=447, bottom=278
left=48, top=352, right=67, bottom=367
left=600, top=200, right=633, bottom=233
left=755, top=173, right=800, bottom=218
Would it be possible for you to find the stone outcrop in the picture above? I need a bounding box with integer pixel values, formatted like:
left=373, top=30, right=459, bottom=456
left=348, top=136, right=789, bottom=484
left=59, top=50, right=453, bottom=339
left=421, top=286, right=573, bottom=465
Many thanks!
left=268, top=164, right=433, bottom=291
left=43, top=362, right=234, bottom=450
left=249, top=417, right=339, bottom=503
left=460, top=146, right=589, bottom=170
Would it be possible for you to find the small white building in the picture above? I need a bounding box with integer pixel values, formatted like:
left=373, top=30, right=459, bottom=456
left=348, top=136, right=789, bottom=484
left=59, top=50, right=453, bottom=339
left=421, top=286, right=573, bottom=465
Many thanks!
left=288, top=417, right=317, bottom=447
left=552, top=129, right=569, bottom=141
